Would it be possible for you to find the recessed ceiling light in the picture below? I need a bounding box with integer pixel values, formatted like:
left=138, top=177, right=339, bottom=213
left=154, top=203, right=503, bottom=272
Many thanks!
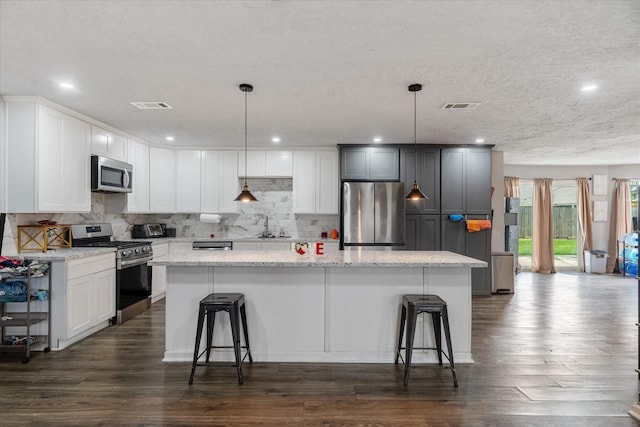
left=272, top=136, right=281, bottom=143
left=58, top=82, right=75, bottom=89
left=580, top=84, right=599, bottom=92
left=373, top=137, right=382, bottom=143
left=475, top=138, right=485, bottom=143
left=165, top=136, right=175, bottom=141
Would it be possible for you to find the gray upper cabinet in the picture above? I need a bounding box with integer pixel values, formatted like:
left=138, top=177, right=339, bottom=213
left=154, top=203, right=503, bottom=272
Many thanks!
left=441, top=147, right=491, bottom=214
left=400, top=147, right=440, bottom=214
left=341, top=147, right=399, bottom=180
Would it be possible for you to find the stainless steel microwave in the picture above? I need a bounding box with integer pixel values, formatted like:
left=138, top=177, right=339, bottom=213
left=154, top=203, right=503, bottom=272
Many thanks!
left=91, top=155, right=133, bottom=193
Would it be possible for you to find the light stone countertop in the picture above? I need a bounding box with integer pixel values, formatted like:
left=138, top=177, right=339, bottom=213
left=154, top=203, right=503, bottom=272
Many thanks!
left=129, top=237, right=338, bottom=244
left=2, top=247, right=116, bottom=261
left=149, top=249, right=487, bottom=268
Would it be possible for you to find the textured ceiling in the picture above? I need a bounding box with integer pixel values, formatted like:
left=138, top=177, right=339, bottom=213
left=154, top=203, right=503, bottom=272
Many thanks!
left=1, top=0, right=639, bottom=166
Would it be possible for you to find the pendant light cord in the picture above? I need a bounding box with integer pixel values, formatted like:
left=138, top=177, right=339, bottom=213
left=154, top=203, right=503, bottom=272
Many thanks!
left=244, top=87, right=248, bottom=187
left=414, top=89, right=418, bottom=182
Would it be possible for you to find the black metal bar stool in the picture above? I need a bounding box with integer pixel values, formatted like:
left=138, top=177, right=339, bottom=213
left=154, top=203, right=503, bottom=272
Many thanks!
left=395, top=294, right=458, bottom=387
left=188, top=293, right=253, bottom=385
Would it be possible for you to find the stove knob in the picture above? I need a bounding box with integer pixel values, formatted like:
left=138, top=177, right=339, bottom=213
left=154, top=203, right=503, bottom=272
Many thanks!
left=122, top=250, right=131, bottom=257
left=142, top=246, right=151, bottom=253
left=135, top=248, right=141, bottom=254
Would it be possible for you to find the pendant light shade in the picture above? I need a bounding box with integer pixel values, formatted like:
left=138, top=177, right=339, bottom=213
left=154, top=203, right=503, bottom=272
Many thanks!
left=405, top=83, right=428, bottom=200
left=235, top=83, right=258, bottom=202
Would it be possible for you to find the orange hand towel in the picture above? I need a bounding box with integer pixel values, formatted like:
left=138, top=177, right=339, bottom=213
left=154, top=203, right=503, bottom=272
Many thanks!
left=466, top=219, right=492, bottom=232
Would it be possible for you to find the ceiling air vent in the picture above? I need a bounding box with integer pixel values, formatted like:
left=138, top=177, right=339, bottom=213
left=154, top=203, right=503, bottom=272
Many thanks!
left=441, top=103, right=481, bottom=110
left=130, top=101, right=173, bottom=110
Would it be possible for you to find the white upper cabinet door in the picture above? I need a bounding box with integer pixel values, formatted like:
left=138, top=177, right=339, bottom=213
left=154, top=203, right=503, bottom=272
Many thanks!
left=38, top=105, right=91, bottom=212
left=149, top=146, right=176, bottom=212
left=126, top=140, right=150, bottom=213
left=292, top=151, right=317, bottom=213
left=265, top=151, right=293, bottom=177
left=200, top=150, right=222, bottom=213
left=315, top=150, right=339, bottom=214
left=91, top=125, right=128, bottom=162
left=238, top=150, right=266, bottom=177
left=293, top=150, right=338, bottom=214
left=201, top=150, right=221, bottom=214
left=219, top=150, right=240, bottom=213
left=202, top=150, right=240, bottom=214
left=175, top=150, right=202, bottom=213
left=238, top=150, right=293, bottom=177
left=37, top=107, right=66, bottom=212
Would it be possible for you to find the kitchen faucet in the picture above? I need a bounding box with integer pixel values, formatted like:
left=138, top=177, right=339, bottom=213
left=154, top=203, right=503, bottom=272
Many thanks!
left=262, top=217, right=270, bottom=237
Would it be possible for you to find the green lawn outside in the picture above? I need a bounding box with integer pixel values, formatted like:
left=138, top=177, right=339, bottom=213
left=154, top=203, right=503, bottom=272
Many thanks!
left=518, top=238, right=576, bottom=256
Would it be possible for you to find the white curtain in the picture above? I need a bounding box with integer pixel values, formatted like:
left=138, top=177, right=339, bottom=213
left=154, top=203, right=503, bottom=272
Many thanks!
left=504, top=176, right=520, bottom=197
left=607, top=179, right=633, bottom=273
left=576, top=178, right=593, bottom=272
left=532, top=178, right=556, bottom=274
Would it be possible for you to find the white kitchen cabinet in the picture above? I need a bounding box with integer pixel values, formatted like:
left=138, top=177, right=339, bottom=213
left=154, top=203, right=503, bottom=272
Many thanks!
left=66, top=274, right=92, bottom=337
left=238, top=151, right=266, bottom=177
left=201, top=150, right=221, bottom=213
left=126, top=139, right=150, bottom=213
left=315, top=150, right=339, bottom=214
left=239, top=150, right=293, bottom=177
left=292, top=150, right=338, bottom=214
left=63, top=253, right=116, bottom=342
left=151, top=242, right=168, bottom=303
left=149, top=146, right=176, bottom=212
left=4, top=99, right=91, bottom=213
left=266, top=151, right=293, bottom=176
left=175, top=150, right=202, bottom=213
left=292, top=151, right=316, bottom=213
left=91, top=125, right=128, bottom=162
left=202, top=150, right=239, bottom=214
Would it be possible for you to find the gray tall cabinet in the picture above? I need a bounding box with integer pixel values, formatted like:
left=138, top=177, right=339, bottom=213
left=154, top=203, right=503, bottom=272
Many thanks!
left=439, top=147, right=493, bottom=295
left=340, top=144, right=493, bottom=296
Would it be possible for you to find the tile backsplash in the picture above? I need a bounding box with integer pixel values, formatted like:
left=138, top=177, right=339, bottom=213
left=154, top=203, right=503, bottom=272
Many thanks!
left=1, top=178, right=338, bottom=254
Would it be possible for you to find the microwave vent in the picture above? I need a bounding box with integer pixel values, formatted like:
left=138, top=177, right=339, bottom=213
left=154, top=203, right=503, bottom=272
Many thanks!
left=441, top=102, right=481, bottom=110
left=130, top=101, right=173, bottom=110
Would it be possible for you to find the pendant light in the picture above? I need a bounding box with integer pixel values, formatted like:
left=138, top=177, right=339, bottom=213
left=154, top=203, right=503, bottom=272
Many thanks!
left=405, top=83, right=428, bottom=200
left=234, top=83, right=258, bottom=202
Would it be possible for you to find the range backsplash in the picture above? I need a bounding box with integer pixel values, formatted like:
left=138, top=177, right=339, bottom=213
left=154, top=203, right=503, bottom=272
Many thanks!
left=1, top=178, right=338, bottom=254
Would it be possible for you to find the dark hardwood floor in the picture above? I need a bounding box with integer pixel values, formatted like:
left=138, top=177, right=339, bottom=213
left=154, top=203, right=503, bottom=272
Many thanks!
left=1, top=272, right=639, bottom=426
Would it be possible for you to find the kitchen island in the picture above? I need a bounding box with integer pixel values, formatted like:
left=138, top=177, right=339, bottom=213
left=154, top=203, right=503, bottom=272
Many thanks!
left=151, top=249, right=486, bottom=364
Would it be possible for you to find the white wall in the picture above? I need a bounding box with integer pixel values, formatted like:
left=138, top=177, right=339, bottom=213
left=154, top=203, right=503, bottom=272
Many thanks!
left=491, top=151, right=505, bottom=253
left=0, top=96, right=5, bottom=213
left=503, top=164, right=639, bottom=252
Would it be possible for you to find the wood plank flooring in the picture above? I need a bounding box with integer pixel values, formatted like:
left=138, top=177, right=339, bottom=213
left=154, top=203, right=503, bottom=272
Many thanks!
left=1, top=272, right=639, bottom=426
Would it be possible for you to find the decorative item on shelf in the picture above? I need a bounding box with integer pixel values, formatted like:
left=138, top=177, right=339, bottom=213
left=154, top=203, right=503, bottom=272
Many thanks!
left=294, top=242, right=309, bottom=255
left=405, top=83, right=428, bottom=200
left=17, top=224, right=72, bottom=253
left=235, top=83, right=258, bottom=203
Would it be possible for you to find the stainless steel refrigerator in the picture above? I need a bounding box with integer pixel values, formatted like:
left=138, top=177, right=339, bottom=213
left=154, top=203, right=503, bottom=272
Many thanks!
left=342, top=182, right=405, bottom=250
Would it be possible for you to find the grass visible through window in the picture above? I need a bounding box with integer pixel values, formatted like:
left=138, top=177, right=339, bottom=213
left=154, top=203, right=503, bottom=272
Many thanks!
left=518, top=238, right=576, bottom=256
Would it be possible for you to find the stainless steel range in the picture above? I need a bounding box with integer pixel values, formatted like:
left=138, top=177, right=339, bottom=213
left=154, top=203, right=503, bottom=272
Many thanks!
left=71, top=223, right=153, bottom=324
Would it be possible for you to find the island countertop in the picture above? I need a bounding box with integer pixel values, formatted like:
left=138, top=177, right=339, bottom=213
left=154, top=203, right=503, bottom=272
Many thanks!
left=149, top=249, right=487, bottom=268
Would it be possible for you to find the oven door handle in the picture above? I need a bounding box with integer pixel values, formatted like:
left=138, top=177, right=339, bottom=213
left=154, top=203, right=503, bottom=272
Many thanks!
left=117, top=257, right=152, bottom=269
